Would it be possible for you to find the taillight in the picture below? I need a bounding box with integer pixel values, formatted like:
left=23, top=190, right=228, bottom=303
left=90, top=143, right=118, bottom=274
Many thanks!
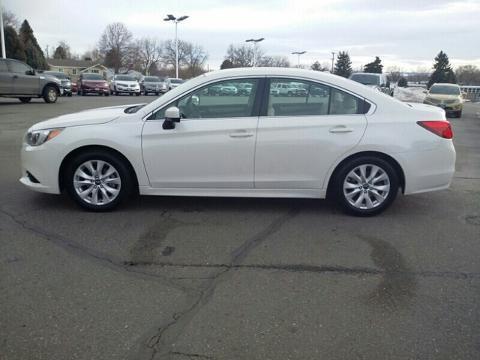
left=417, top=121, right=453, bottom=139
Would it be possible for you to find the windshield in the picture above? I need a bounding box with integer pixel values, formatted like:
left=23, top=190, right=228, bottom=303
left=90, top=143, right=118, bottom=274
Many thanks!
left=115, top=75, right=136, bottom=81
left=429, top=85, right=460, bottom=95
left=170, top=79, right=183, bottom=84
left=144, top=76, right=160, bottom=82
left=46, top=72, right=68, bottom=79
left=350, top=74, right=380, bottom=85
left=83, top=73, right=103, bottom=80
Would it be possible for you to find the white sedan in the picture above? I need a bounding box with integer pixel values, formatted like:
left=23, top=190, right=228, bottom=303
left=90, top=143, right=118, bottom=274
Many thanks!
left=20, top=68, right=456, bottom=216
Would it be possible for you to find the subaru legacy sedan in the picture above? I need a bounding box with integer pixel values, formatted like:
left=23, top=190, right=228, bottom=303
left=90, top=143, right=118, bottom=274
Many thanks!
left=20, top=68, right=455, bottom=216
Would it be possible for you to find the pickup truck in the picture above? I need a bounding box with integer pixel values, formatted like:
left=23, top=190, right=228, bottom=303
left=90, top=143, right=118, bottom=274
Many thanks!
left=0, top=58, right=62, bottom=103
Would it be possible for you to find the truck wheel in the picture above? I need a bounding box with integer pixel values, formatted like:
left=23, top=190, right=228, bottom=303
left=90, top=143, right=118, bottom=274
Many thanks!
left=43, top=85, right=58, bottom=103
left=19, top=97, right=32, bottom=103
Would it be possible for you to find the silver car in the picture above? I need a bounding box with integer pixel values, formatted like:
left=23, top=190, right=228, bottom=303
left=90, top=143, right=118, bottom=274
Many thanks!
left=140, top=76, right=170, bottom=95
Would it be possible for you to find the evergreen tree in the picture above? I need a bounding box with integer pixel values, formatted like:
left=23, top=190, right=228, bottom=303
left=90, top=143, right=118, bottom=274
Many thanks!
left=334, top=51, right=352, bottom=78
left=364, top=56, right=383, bottom=73
left=427, top=51, right=456, bottom=88
left=19, top=20, right=48, bottom=69
left=53, top=45, right=67, bottom=59
left=397, top=77, right=408, bottom=87
left=4, top=26, right=26, bottom=61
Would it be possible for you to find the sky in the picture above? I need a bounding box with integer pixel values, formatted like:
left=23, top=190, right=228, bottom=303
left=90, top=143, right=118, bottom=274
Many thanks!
left=3, top=0, right=480, bottom=72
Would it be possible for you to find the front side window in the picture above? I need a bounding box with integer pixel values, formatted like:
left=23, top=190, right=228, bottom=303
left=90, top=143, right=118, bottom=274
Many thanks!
left=267, top=78, right=364, bottom=116
left=8, top=60, right=31, bottom=74
left=149, top=78, right=259, bottom=120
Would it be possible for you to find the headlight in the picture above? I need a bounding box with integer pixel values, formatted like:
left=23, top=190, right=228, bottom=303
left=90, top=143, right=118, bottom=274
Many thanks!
left=26, top=128, right=63, bottom=146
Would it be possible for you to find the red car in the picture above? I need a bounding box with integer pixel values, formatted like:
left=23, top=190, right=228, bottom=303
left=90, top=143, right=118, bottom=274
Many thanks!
left=77, top=73, right=110, bottom=96
left=71, top=80, right=78, bottom=94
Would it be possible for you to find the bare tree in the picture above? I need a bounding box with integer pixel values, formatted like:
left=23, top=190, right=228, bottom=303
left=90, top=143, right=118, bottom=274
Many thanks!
left=81, top=48, right=102, bottom=62
left=456, top=65, right=480, bottom=85
left=258, top=55, right=290, bottom=67
left=135, top=38, right=162, bottom=75
left=387, top=66, right=402, bottom=82
left=224, top=44, right=264, bottom=67
left=98, top=22, right=133, bottom=73
left=161, top=39, right=188, bottom=68
left=2, top=10, right=19, bottom=29
left=183, top=42, right=208, bottom=77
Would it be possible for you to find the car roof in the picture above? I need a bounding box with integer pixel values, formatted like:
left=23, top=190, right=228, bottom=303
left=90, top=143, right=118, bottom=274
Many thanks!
left=431, top=83, right=459, bottom=87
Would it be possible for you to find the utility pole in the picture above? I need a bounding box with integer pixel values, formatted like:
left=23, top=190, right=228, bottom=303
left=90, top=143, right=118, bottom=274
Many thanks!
left=164, top=14, right=189, bottom=79
left=245, top=38, right=264, bottom=67
left=331, top=52, right=336, bottom=73
left=0, top=0, right=6, bottom=59
left=292, top=51, right=306, bottom=67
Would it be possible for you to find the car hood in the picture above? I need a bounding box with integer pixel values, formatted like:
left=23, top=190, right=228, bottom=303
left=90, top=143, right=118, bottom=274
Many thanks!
left=114, top=80, right=138, bottom=85
left=426, top=94, right=460, bottom=101
left=30, top=104, right=143, bottom=131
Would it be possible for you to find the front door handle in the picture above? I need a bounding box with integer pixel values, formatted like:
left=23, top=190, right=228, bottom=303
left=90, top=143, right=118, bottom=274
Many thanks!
left=229, top=130, right=254, bottom=138
left=329, top=126, right=354, bottom=133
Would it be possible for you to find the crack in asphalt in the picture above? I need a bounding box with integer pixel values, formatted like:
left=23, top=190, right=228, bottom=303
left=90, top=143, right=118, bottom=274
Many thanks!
left=170, top=351, right=215, bottom=359
left=0, top=208, right=197, bottom=295
left=144, top=208, right=300, bottom=360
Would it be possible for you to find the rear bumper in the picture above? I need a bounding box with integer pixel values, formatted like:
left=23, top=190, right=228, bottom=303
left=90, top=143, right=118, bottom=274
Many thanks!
left=398, top=141, right=456, bottom=195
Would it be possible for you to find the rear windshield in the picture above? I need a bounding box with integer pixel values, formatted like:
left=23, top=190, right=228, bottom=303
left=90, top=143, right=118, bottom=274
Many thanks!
left=115, top=75, right=135, bottom=81
left=83, top=73, right=103, bottom=80
left=144, top=76, right=160, bottom=82
left=350, top=74, right=380, bottom=85
left=429, top=85, right=460, bottom=95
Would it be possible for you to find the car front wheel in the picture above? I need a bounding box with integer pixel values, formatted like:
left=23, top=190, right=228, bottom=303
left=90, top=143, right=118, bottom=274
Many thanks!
left=333, top=157, right=399, bottom=216
left=43, top=85, right=58, bottom=103
left=65, top=151, right=134, bottom=211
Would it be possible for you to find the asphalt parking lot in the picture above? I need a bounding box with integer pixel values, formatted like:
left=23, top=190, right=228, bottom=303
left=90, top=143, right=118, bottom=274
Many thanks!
left=1, top=95, right=480, bottom=360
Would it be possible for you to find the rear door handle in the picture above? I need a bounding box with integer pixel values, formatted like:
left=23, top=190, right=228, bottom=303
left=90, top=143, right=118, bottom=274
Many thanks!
left=329, top=126, right=354, bottom=133
left=229, top=130, right=254, bottom=138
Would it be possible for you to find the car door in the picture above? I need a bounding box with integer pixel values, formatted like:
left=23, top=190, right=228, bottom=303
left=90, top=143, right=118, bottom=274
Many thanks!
left=8, top=60, right=39, bottom=95
left=0, top=59, right=13, bottom=94
left=255, top=78, right=369, bottom=190
left=142, top=77, right=263, bottom=189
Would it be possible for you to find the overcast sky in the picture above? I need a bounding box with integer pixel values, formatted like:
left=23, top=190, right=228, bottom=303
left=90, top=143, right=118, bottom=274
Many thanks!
left=4, top=0, right=480, bottom=71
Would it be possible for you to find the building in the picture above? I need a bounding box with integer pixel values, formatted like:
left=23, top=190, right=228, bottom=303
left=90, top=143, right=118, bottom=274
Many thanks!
left=47, top=59, right=109, bottom=80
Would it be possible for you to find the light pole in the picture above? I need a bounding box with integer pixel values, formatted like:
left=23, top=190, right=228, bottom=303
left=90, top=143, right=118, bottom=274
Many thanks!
left=331, top=52, right=336, bottom=73
left=164, top=14, right=189, bottom=79
left=245, top=38, right=264, bottom=67
left=0, top=0, right=6, bottom=59
left=292, top=51, right=306, bottom=67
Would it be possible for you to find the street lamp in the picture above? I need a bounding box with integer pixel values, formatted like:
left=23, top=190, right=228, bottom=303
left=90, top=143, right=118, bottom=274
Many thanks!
left=0, top=0, right=6, bottom=59
left=245, top=38, right=264, bottom=67
left=331, top=52, right=336, bottom=73
left=164, top=14, right=189, bottom=79
left=292, top=51, right=306, bottom=67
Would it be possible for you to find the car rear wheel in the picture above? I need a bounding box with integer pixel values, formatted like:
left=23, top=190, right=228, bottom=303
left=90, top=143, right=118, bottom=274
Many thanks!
left=65, top=151, right=134, bottom=211
left=19, top=97, right=32, bottom=103
left=333, top=156, right=399, bottom=216
left=43, top=85, right=58, bottom=103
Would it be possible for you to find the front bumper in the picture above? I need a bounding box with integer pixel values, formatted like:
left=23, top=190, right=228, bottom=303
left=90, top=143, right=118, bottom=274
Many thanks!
left=423, top=101, right=462, bottom=113
left=115, top=86, right=140, bottom=93
left=82, top=87, right=109, bottom=94
left=20, top=142, right=62, bottom=194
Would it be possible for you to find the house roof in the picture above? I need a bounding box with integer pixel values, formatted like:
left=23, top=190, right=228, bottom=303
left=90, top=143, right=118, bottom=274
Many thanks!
left=48, top=58, right=97, bottom=68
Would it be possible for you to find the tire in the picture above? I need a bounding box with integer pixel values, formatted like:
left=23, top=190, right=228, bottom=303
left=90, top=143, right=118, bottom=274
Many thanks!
left=43, top=85, right=58, bottom=103
left=19, top=97, right=32, bottom=103
left=129, top=93, right=133, bottom=96
left=104, top=93, right=109, bottom=97
left=114, top=91, right=118, bottom=96
left=81, top=90, right=85, bottom=96
left=64, top=150, right=134, bottom=211
left=135, top=92, right=140, bottom=96
left=332, top=156, right=399, bottom=216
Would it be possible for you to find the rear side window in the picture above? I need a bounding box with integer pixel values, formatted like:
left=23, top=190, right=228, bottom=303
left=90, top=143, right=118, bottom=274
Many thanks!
left=0, top=60, right=8, bottom=72
left=266, top=78, right=368, bottom=116
left=8, top=60, right=31, bottom=74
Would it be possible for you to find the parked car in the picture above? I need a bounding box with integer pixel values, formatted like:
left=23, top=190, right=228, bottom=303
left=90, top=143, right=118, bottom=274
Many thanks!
left=349, top=73, right=393, bottom=96
left=169, top=78, right=184, bottom=89
left=77, top=73, right=109, bottom=96
left=20, top=67, right=455, bottom=216
left=44, top=71, right=73, bottom=97
left=110, top=75, right=141, bottom=96
left=0, top=58, right=62, bottom=103
left=237, top=82, right=253, bottom=95
left=273, top=82, right=306, bottom=96
left=423, top=83, right=463, bottom=118
left=220, top=84, right=238, bottom=96
left=140, top=76, right=169, bottom=95
left=70, top=80, right=78, bottom=94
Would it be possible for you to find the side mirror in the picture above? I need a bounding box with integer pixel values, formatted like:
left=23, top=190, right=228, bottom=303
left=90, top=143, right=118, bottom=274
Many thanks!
left=191, top=95, right=200, bottom=106
left=163, top=106, right=181, bottom=130
left=26, top=69, right=35, bottom=75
